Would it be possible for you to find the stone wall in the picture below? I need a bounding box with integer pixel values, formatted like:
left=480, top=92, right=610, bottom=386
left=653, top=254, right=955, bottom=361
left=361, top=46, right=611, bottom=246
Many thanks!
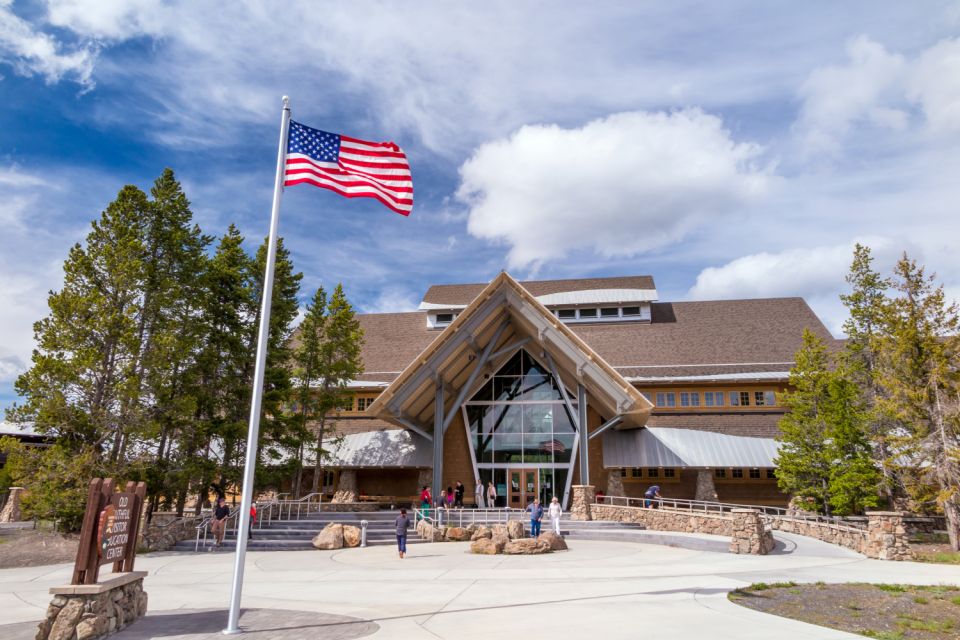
left=139, top=515, right=203, bottom=552
left=591, top=503, right=773, bottom=554
left=38, top=572, right=147, bottom=640
left=0, top=486, right=25, bottom=522
left=319, top=502, right=378, bottom=512
left=591, top=503, right=734, bottom=536
left=764, top=511, right=912, bottom=560
left=606, top=471, right=624, bottom=497
left=694, top=470, right=718, bottom=502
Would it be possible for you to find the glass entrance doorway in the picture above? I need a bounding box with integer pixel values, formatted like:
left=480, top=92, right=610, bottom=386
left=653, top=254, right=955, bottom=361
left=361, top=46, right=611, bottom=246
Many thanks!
left=508, top=469, right=537, bottom=508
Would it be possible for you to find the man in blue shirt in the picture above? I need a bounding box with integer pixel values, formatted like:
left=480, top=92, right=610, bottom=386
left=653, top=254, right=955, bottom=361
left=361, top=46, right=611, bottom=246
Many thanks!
left=644, top=485, right=661, bottom=508
left=527, top=498, right=544, bottom=537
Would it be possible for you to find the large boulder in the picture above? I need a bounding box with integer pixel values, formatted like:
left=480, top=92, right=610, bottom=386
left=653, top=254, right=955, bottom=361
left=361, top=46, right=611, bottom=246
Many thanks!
left=491, top=524, right=509, bottom=538
left=312, top=523, right=344, bottom=550
left=470, top=526, right=492, bottom=541
left=537, top=531, right=567, bottom=551
left=470, top=537, right=506, bottom=555
left=504, top=538, right=551, bottom=555
left=343, top=525, right=362, bottom=547
left=507, top=520, right=526, bottom=540
left=465, top=523, right=479, bottom=536
left=445, top=527, right=471, bottom=541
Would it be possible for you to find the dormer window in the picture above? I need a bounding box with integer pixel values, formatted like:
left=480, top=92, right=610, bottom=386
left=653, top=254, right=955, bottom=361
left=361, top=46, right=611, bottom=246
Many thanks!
left=600, top=307, right=619, bottom=318
left=579, top=308, right=598, bottom=319
left=557, top=309, right=576, bottom=320
left=622, top=306, right=641, bottom=316
left=436, top=313, right=454, bottom=324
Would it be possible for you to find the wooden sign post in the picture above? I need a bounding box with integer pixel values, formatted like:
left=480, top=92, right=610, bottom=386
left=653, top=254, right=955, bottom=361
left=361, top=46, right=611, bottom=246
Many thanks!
left=72, top=478, right=146, bottom=585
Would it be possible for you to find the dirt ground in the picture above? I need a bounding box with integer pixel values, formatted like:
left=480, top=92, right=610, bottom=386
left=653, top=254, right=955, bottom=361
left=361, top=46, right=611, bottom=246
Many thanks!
left=0, top=527, right=79, bottom=569
left=910, top=534, right=960, bottom=564
left=730, top=582, right=960, bottom=639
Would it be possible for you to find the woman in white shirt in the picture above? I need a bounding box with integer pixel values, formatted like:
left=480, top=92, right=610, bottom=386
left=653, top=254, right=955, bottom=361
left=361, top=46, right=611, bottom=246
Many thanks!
left=548, top=496, right=563, bottom=535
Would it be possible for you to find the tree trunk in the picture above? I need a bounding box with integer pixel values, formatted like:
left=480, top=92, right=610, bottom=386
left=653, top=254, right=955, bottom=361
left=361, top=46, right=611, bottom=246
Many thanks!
left=311, top=418, right=326, bottom=495
left=293, top=442, right=304, bottom=499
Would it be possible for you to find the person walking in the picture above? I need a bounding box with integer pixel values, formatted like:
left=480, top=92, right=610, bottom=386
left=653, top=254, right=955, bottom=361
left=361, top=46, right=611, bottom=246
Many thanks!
left=475, top=478, right=485, bottom=508
left=527, top=498, right=543, bottom=537
left=644, top=485, right=661, bottom=508
left=248, top=503, right=257, bottom=540
left=419, top=485, right=432, bottom=521
left=487, top=481, right=497, bottom=509
left=395, top=508, right=411, bottom=559
left=210, top=497, right=229, bottom=549
left=548, top=496, right=562, bottom=535
left=445, top=486, right=455, bottom=508
left=454, top=481, right=465, bottom=508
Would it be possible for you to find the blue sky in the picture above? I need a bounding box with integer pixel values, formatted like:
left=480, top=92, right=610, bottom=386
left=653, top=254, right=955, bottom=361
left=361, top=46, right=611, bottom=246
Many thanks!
left=2, top=1, right=960, bottom=411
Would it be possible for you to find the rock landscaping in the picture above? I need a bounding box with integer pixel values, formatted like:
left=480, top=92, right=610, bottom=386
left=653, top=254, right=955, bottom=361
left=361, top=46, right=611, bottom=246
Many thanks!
left=311, top=523, right=363, bottom=550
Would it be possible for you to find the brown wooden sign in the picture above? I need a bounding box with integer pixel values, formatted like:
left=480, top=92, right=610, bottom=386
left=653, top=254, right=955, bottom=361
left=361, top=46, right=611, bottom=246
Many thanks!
left=72, top=479, right=146, bottom=585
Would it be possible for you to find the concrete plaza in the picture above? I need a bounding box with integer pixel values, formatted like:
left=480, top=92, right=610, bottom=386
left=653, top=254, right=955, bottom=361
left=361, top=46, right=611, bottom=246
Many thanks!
left=2, top=533, right=958, bottom=639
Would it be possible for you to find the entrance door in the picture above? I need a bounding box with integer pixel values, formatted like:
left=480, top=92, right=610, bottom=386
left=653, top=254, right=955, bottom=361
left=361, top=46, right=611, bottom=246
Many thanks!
left=508, top=469, right=539, bottom=508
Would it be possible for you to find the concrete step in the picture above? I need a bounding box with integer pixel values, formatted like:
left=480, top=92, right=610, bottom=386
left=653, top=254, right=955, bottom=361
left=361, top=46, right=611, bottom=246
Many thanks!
left=173, top=537, right=425, bottom=552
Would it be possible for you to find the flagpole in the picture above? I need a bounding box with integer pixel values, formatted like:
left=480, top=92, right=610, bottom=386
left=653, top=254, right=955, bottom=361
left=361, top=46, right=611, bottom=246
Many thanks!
left=223, top=95, right=291, bottom=635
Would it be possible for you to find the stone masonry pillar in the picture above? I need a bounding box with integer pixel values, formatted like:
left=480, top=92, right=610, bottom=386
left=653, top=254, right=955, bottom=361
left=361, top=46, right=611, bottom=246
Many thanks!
left=729, top=508, right=772, bottom=555
left=570, top=485, right=595, bottom=521
left=606, top=471, right=624, bottom=497
left=865, top=511, right=912, bottom=560
left=695, top=470, right=718, bottom=502
left=332, top=469, right=358, bottom=503
left=0, top=487, right=24, bottom=522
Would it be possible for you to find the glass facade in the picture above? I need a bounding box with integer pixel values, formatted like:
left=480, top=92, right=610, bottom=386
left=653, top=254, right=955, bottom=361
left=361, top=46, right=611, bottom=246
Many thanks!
left=466, top=350, right=577, bottom=506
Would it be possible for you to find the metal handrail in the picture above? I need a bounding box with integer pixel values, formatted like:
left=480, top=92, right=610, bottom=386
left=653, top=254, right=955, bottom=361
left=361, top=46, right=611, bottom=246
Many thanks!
left=412, top=506, right=526, bottom=540
left=193, top=491, right=329, bottom=550
left=594, top=495, right=867, bottom=529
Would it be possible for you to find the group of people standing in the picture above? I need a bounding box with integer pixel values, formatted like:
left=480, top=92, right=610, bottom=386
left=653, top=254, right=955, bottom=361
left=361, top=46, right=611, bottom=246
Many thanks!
left=418, top=478, right=501, bottom=516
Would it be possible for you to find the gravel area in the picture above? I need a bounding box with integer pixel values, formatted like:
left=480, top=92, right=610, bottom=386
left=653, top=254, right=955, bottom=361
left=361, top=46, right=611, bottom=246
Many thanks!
left=0, top=527, right=79, bottom=569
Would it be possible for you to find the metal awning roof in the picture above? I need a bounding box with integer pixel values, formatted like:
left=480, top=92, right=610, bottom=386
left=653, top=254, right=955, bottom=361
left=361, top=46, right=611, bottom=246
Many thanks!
left=324, top=429, right=431, bottom=468
left=602, top=427, right=779, bottom=468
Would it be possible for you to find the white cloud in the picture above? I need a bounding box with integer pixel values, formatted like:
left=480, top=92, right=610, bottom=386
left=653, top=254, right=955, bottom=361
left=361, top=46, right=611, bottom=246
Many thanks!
left=45, top=0, right=167, bottom=40
left=907, top=37, right=960, bottom=135
left=794, top=36, right=907, bottom=156
left=0, top=0, right=96, bottom=88
left=686, top=239, right=906, bottom=334
left=362, top=286, right=419, bottom=315
left=458, top=109, right=771, bottom=269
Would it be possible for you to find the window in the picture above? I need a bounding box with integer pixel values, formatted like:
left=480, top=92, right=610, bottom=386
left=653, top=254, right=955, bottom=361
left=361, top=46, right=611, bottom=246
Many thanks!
left=754, top=391, right=766, bottom=406
left=663, top=468, right=675, bottom=478
left=732, top=468, right=744, bottom=479
left=337, top=397, right=354, bottom=412
left=600, top=307, right=620, bottom=318
left=579, top=308, right=598, bottom=319
left=766, top=469, right=776, bottom=479
left=641, top=391, right=653, bottom=403
left=656, top=392, right=676, bottom=407
left=705, top=391, right=724, bottom=407
left=436, top=313, right=454, bottom=324
left=740, top=391, right=751, bottom=406
left=557, top=309, right=576, bottom=320
left=764, top=391, right=776, bottom=406
left=622, top=306, right=641, bottom=316
left=680, top=391, right=700, bottom=407
left=619, top=468, right=627, bottom=477
left=729, top=391, right=739, bottom=406
left=357, top=396, right=377, bottom=411
left=631, top=468, right=643, bottom=478
left=714, top=468, right=726, bottom=478
left=749, top=468, right=761, bottom=479
left=647, top=468, right=659, bottom=478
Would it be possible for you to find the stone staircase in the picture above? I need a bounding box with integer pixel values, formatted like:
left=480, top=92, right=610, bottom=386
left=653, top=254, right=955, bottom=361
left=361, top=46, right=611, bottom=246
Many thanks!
left=172, top=510, right=668, bottom=553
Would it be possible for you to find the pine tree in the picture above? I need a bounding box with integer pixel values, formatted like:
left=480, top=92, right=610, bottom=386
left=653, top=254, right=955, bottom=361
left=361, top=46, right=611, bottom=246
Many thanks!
left=775, top=330, right=837, bottom=514
left=874, top=254, right=960, bottom=549
left=823, top=374, right=882, bottom=515
left=248, top=237, right=302, bottom=489
left=8, top=185, right=149, bottom=454
left=839, top=243, right=902, bottom=507
left=309, top=284, right=364, bottom=495
left=291, top=286, right=327, bottom=497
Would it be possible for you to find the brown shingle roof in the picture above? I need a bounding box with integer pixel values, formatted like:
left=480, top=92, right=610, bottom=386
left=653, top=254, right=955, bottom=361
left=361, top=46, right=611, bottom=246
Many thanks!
left=422, top=275, right=656, bottom=306
left=645, top=412, right=784, bottom=439
left=356, top=312, right=436, bottom=380
left=569, top=298, right=834, bottom=376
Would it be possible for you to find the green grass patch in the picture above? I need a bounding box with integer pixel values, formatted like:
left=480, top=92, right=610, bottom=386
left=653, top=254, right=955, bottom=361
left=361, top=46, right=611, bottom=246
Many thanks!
left=862, top=631, right=904, bottom=640
left=874, top=584, right=907, bottom=593
left=951, top=596, right=960, bottom=606
left=748, top=581, right=798, bottom=591
left=914, top=551, right=960, bottom=565
left=913, top=595, right=929, bottom=604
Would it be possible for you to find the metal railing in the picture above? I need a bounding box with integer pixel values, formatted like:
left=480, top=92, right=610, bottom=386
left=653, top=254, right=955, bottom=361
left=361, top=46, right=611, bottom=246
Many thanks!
left=595, top=495, right=867, bottom=529
left=193, top=491, right=331, bottom=550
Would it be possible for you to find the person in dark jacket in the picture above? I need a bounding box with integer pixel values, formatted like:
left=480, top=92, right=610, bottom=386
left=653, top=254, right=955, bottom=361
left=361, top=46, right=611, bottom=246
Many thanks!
left=526, top=498, right=544, bottom=537
left=395, top=508, right=411, bottom=559
left=211, top=498, right=230, bottom=549
left=454, top=481, right=465, bottom=508
left=644, top=485, right=661, bottom=508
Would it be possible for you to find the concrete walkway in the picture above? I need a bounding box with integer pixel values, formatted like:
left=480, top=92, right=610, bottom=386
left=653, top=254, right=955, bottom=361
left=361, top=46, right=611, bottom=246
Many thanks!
left=1, top=532, right=958, bottom=639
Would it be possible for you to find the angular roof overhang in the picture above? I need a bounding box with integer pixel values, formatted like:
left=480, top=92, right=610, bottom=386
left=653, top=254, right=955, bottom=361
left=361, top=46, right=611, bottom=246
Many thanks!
left=602, top=427, right=780, bottom=468
left=369, top=272, right=653, bottom=434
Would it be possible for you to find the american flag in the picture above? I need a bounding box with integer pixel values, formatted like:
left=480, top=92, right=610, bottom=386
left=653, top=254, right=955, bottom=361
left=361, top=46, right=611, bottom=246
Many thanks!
left=284, top=120, right=413, bottom=215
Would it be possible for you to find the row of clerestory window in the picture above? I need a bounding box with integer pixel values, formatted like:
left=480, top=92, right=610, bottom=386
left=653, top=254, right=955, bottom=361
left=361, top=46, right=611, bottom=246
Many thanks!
left=648, top=390, right=778, bottom=408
